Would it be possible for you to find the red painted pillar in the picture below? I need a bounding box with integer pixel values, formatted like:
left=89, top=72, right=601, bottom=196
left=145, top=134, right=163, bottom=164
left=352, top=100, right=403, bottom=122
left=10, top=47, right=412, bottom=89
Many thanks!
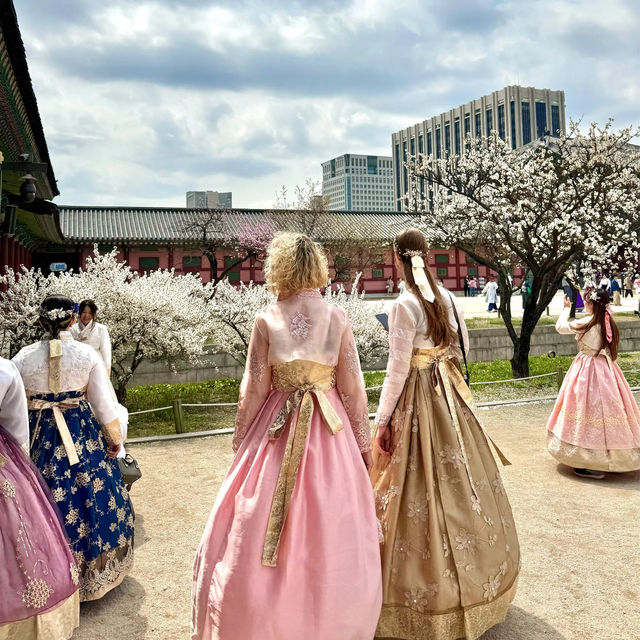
left=250, top=256, right=256, bottom=283
left=1, top=234, right=9, bottom=270
left=391, top=249, right=397, bottom=290
left=455, top=248, right=461, bottom=291
left=9, top=237, right=16, bottom=272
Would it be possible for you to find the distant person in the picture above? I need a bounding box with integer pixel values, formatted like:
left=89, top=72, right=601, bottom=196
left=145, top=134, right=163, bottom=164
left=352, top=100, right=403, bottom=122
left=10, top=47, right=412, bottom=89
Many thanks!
left=468, top=276, right=477, bottom=297
left=546, top=288, right=640, bottom=479
left=386, top=276, right=394, bottom=294
left=398, top=279, right=406, bottom=294
left=521, top=279, right=532, bottom=307
left=599, top=274, right=610, bottom=291
left=463, top=275, right=470, bottom=297
left=623, top=273, right=633, bottom=298
left=610, top=275, right=622, bottom=305
left=71, top=299, right=128, bottom=460
left=482, top=275, right=499, bottom=312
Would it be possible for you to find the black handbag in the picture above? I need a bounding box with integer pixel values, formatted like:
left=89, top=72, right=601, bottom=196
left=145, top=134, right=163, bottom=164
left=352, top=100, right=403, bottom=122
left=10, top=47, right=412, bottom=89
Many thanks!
left=447, top=292, right=470, bottom=386
left=118, top=453, right=142, bottom=486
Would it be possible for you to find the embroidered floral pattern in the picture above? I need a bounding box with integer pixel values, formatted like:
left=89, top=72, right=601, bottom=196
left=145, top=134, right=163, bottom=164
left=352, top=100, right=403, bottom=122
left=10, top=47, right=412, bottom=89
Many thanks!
left=1, top=478, right=16, bottom=499
left=407, top=498, right=428, bottom=524
left=404, top=584, right=438, bottom=613
left=455, top=528, right=478, bottom=554
left=289, top=312, right=311, bottom=341
left=21, top=578, right=52, bottom=609
left=439, top=443, right=465, bottom=469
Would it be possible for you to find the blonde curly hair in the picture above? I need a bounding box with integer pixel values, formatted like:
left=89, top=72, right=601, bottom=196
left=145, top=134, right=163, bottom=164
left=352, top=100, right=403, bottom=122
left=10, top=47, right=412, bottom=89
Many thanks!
left=264, top=232, right=328, bottom=294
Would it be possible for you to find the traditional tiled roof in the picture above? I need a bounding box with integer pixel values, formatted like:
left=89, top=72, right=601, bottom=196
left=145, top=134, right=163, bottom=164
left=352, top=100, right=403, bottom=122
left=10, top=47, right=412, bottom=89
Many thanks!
left=0, top=1, right=58, bottom=199
left=59, top=206, right=414, bottom=245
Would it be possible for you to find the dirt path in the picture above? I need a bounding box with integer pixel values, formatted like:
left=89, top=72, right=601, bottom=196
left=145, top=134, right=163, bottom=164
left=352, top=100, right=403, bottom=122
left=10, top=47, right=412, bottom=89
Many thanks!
left=72, top=399, right=640, bottom=640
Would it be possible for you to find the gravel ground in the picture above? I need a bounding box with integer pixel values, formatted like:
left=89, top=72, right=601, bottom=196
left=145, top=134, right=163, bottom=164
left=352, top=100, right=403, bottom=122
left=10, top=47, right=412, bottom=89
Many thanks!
left=71, top=397, right=640, bottom=640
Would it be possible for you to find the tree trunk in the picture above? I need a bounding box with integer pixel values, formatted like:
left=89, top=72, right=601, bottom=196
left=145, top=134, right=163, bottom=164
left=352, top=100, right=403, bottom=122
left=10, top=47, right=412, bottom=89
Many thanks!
left=204, top=251, right=218, bottom=283
left=510, top=332, right=531, bottom=378
left=115, top=380, right=128, bottom=404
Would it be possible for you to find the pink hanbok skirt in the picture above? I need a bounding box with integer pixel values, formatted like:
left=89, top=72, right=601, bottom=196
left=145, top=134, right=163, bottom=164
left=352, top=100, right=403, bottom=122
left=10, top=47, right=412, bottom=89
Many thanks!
left=192, top=388, right=382, bottom=640
left=0, top=426, right=79, bottom=640
left=546, top=353, right=640, bottom=471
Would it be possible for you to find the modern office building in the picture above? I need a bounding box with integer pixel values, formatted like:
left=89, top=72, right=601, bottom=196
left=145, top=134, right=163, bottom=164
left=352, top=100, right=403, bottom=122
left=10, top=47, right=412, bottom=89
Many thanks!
left=392, top=85, right=566, bottom=211
left=321, top=154, right=395, bottom=211
left=186, top=190, right=232, bottom=208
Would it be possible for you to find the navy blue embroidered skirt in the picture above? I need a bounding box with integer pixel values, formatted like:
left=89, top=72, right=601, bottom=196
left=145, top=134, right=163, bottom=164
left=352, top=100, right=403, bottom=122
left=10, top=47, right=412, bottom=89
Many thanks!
left=29, top=390, right=134, bottom=602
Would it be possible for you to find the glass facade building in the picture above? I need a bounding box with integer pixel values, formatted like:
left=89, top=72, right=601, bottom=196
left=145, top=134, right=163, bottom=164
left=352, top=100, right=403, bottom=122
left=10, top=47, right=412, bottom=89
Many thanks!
left=391, top=85, right=565, bottom=212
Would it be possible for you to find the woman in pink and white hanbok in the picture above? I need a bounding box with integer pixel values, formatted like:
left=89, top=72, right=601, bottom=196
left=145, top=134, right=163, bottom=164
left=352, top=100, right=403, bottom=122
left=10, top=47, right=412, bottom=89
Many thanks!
left=192, top=233, right=382, bottom=640
left=547, top=288, right=640, bottom=478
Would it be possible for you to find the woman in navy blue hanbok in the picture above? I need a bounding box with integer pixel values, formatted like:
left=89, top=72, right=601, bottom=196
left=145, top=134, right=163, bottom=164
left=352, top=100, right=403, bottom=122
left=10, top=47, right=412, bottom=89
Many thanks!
left=12, top=295, right=134, bottom=602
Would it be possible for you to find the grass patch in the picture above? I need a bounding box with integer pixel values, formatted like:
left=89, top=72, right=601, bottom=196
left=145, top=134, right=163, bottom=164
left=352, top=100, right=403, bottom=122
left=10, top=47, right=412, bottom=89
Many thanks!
left=126, top=352, right=640, bottom=438
left=465, top=312, right=637, bottom=330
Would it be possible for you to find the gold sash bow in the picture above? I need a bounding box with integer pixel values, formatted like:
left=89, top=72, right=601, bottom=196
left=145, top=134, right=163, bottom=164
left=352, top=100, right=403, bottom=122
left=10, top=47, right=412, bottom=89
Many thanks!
left=411, top=347, right=510, bottom=500
left=28, top=396, right=84, bottom=466
left=262, top=361, right=343, bottom=567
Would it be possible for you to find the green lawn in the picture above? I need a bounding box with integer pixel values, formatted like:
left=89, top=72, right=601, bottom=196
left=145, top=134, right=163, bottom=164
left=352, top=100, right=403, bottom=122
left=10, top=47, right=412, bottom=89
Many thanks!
left=464, top=311, right=637, bottom=330
left=126, top=352, right=639, bottom=439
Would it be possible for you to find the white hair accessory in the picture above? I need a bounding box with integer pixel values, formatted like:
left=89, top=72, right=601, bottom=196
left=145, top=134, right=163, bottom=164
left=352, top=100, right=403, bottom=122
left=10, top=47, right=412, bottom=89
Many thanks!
left=410, top=255, right=435, bottom=303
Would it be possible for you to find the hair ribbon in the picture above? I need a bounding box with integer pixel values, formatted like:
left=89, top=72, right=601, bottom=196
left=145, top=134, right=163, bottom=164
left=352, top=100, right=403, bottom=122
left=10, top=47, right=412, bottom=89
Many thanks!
left=410, top=255, right=435, bottom=303
left=604, top=304, right=613, bottom=343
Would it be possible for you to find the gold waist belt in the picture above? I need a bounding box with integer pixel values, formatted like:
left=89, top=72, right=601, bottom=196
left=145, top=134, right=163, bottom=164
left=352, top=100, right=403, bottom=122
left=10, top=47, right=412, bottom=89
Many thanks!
left=579, top=346, right=614, bottom=371
left=28, top=396, right=85, bottom=466
left=410, top=347, right=510, bottom=498
left=263, top=360, right=343, bottom=567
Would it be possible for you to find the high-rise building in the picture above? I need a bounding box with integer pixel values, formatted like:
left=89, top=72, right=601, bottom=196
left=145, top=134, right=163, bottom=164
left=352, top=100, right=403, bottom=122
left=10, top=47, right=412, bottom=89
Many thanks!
left=186, top=191, right=232, bottom=208
left=321, top=154, right=394, bottom=211
left=392, top=85, right=566, bottom=211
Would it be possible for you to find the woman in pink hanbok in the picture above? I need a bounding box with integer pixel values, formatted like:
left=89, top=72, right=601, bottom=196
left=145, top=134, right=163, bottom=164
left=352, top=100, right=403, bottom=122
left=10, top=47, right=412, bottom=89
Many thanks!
left=0, top=356, right=79, bottom=640
left=547, top=288, right=640, bottom=478
left=192, top=232, right=382, bottom=640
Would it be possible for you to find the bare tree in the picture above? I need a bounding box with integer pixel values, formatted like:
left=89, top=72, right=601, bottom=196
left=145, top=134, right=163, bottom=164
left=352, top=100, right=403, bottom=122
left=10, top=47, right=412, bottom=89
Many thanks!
left=269, top=179, right=331, bottom=239
left=180, top=209, right=272, bottom=286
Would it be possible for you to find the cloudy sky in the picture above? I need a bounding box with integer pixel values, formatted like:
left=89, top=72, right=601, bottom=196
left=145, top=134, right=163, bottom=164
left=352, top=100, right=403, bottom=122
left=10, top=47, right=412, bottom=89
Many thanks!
left=16, top=0, right=640, bottom=208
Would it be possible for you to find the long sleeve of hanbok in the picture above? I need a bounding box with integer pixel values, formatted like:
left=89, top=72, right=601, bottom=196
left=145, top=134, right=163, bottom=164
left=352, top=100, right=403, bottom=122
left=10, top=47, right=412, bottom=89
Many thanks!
left=100, top=325, right=112, bottom=374
left=555, top=307, right=590, bottom=334
left=233, top=315, right=271, bottom=452
left=0, top=360, right=29, bottom=451
left=86, top=355, right=121, bottom=445
left=336, top=317, right=371, bottom=453
left=375, top=300, right=417, bottom=428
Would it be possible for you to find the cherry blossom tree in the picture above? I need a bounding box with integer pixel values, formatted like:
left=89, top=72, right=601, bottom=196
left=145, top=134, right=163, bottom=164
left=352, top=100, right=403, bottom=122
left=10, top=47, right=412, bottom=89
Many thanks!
left=1, top=248, right=215, bottom=402
left=406, top=121, right=640, bottom=377
left=0, top=266, right=54, bottom=358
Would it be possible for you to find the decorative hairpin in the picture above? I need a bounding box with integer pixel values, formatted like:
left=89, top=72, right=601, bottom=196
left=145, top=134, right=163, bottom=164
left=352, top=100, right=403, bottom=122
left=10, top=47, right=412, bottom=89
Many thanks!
left=589, top=291, right=599, bottom=302
left=42, top=307, right=75, bottom=320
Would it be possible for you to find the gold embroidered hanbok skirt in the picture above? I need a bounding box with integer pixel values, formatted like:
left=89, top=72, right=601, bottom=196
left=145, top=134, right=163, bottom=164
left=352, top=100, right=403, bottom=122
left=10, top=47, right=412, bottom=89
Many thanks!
left=371, top=347, right=520, bottom=640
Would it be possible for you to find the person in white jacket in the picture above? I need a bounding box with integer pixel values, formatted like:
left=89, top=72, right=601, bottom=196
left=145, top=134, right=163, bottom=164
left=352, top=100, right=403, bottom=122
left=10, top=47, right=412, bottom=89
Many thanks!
left=71, top=299, right=128, bottom=459
left=71, top=300, right=112, bottom=373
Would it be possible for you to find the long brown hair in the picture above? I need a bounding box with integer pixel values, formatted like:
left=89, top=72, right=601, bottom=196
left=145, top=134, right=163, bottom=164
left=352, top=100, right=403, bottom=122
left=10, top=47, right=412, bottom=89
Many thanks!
left=394, top=228, right=458, bottom=347
left=582, top=288, right=619, bottom=360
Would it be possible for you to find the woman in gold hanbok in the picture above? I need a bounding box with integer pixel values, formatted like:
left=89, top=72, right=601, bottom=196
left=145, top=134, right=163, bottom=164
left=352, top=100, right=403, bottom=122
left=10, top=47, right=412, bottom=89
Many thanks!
left=371, top=229, right=520, bottom=640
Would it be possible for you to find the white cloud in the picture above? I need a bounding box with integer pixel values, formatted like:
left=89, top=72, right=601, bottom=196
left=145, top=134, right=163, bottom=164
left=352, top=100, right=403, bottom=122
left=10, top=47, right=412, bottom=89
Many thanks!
left=14, top=0, right=640, bottom=208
